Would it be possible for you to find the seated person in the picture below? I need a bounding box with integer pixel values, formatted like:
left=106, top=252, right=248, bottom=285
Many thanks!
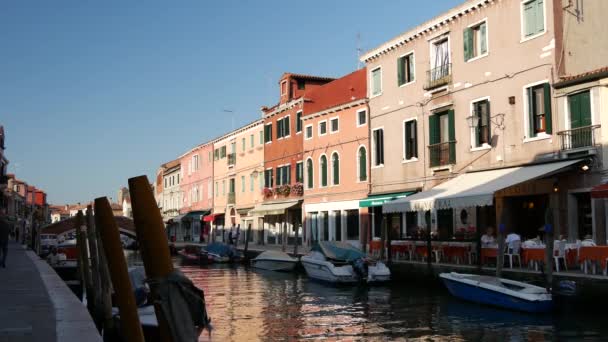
left=46, top=247, right=61, bottom=266
left=581, top=235, right=596, bottom=247
left=480, top=227, right=496, bottom=247
left=505, top=232, right=521, bottom=252
left=522, top=235, right=542, bottom=247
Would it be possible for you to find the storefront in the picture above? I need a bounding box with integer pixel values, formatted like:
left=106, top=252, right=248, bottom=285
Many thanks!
left=359, top=192, right=414, bottom=241
left=249, top=200, right=301, bottom=246
left=304, top=200, right=367, bottom=248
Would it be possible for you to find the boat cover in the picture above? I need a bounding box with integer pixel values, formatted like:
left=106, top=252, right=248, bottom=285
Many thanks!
left=205, top=242, right=237, bottom=257
left=312, top=241, right=365, bottom=262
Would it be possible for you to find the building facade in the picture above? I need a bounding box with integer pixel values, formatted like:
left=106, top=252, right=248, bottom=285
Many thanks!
left=361, top=0, right=608, bottom=243
left=302, top=69, right=370, bottom=248
left=160, top=159, right=183, bottom=240
left=255, top=73, right=334, bottom=246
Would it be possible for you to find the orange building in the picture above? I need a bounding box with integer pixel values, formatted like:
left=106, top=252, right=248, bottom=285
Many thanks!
left=301, top=69, right=369, bottom=248
left=254, top=73, right=334, bottom=245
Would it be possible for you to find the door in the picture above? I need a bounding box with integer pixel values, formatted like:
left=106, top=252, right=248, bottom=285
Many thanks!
left=437, top=209, right=454, bottom=240
left=335, top=212, right=342, bottom=241
left=569, top=91, right=592, bottom=148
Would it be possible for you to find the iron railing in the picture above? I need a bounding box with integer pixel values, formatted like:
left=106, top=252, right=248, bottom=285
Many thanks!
left=227, top=153, right=236, bottom=166
left=556, top=125, right=600, bottom=151
left=428, top=141, right=456, bottom=167
left=228, top=192, right=236, bottom=204
left=424, top=63, right=452, bottom=90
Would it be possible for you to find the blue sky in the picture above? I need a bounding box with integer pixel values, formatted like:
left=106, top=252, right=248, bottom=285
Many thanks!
left=1, top=1, right=462, bottom=204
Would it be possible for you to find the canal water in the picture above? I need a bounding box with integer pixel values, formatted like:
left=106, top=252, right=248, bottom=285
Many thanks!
left=177, top=263, right=608, bottom=342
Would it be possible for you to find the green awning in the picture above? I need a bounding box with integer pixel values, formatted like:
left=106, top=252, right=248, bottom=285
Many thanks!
left=182, top=210, right=210, bottom=221
left=359, top=191, right=415, bottom=208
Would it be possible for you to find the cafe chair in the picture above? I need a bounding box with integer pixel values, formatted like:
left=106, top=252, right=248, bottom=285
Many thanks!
left=505, top=240, right=522, bottom=268
left=554, top=240, right=568, bottom=272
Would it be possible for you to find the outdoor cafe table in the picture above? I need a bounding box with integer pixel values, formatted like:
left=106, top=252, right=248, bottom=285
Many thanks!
left=370, top=240, right=383, bottom=254
left=521, top=247, right=545, bottom=269
left=481, top=246, right=498, bottom=264
left=441, top=242, right=472, bottom=264
left=578, top=246, right=608, bottom=273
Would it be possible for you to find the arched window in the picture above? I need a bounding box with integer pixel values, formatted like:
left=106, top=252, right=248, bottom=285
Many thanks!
left=320, top=155, right=328, bottom=187
left=331, top=152, right=340, bottom=185
left=306, top=158, right=313, bottom=189
left=358, top=147, right=367, bottom=181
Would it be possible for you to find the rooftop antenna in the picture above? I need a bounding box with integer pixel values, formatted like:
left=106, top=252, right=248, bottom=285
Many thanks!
left=356, top=32, right=362, bottom=69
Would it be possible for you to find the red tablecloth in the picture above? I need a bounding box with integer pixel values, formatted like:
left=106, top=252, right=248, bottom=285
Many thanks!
left=370, top=240, right=383, bottom=252
left=578, top=246, right=608, bottom=270
left=391, top=244, right=409, bottom=254
left=481, top=247, right=498, bottom=264
left=521, top=248, right=545, bottom=265
left=442, top=245, right=468, bottom=261
left=566, top=249, right=577, bottom=267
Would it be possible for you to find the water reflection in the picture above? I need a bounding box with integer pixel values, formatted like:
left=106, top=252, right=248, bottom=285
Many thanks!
left=173, top=261, right=608, bottom=341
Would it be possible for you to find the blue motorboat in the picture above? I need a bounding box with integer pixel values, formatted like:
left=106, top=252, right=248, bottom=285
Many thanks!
left=202, top=242, right=242, bottom=263
left=439, top=272, right=553, bottom=313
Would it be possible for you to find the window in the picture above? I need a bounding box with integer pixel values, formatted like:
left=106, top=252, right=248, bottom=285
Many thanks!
left=296, top=161, right=303, bottom=183
left=397, top=53, right=415, bottom=85
left=165, top=179, right=167, bottom=188
left=214, top=148, right=219, bottom=160
left=330, top=117, right=339, bottom=133
left=371, top=67, right=382, bottom=96
left=276, top=165, right=291, bottom=186
left=222, top=180, right=226, bottom=195
left=430, top=36, right=450, bottom=81
left=357, top=109, right=367, bottom=126
left=276, top=116, right=290, bottom=138
left=358, top=147, right=367, bottom=182
left=264, top=169, right=273, bottom=188
left=208, top=151, right=212, bottom=162
left=250, top=174, right=255, bottom=192
left=305, top=124, right=313, bottom=140
left=471, top=99, right=491, bottom=147
left=283, top=116, right=290, bottom=137
left=522, top=0, right=545, bottom=39
left=230, top=142, right=236, bottom=154
left=372, top=128, right=384, bottom=166
left=215, top=182, right=218, bottom=197
left=280, top=80, right=287, bottom=96
left=264, top=124, right=273, bottom=143
left=276, top=118, right=284, bottom=139
left=229, top=178, right=235, bottom=194
left=404, top=120, right=418, bottom=160
left=259, top=171, right=264, bottom=189
left=220, top=146, right=226, bottom=158
left=331, top=153, right=340, bottom=185
left=296, top=111, right=302, bottom=133
left=568, top=90, right=591, bottom=129
left=297, top=79, right=305, bottom=90
left=192, top=155, right=199, bottom=171
left=319, top=121, right=327, bottom=136
left=259, top=131, right=264, bottom=144
left=429, top=110, right=456, bottom=166
left=208, top=180, right=212, bottom=199
left=525, top=82, right=552, bottom=136
left=242, top=138, right=246, bottom=151
left=464, top=21, right=487, bottom=61
left=250, top=134, right=254, bottom=148
left=241, top=175, right=245, bottom=193
left=320, top=155, right=328, bottom=187
left=306, top=159, right=313, bottom=189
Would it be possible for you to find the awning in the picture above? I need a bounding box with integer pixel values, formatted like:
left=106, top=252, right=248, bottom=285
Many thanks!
left=182, top=210, right=210, bottom=221
left=249, top=200, right=300, bottom=216
left=203, top=214, right=222, bottom=222
left=236, top=207, right=253, bottom=216
left=359, top=192, right=414, bottom=208
left=591, top=184, right=608, bottom=198
left=383, top=159, right=581, bottom=213
left=167, top=213, right=186, bottom=223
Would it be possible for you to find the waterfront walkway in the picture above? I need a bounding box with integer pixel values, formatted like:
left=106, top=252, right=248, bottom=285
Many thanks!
left=0, top=241, right=101, bottom=342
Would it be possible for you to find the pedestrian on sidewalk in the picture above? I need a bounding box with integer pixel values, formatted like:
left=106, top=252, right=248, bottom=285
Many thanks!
left=0, top=208, right=11, bottom=268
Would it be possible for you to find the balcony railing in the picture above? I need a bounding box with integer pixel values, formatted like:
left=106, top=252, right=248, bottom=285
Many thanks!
left=429, top=141, right=456, bottom=167
left=556, top=125, right=600, bottom=151
left=227, top=192, right=236, bottom=204
left=227, top=153, right=236, bottom=166
left=424, top=63, right=452, bottom=90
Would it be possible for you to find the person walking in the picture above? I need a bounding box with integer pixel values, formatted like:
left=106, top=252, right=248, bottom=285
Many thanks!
left=0, top=209, right=11, bottom=268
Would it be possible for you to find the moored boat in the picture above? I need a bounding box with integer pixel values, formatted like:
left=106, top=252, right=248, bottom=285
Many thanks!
left=300, top=241, right=390, bottom=284
left=251, top=250, right=298, bottom=272
left=202, top=242, right=242, bottom=263
left=439, top=272, right=553, bottom=313
left=178, top=244, right=206, bottom=265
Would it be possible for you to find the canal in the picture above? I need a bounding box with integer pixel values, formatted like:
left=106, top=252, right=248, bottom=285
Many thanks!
left=173, top=263, right=608, bottom=341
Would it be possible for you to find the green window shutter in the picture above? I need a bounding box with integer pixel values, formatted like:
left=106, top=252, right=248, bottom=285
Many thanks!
left=412, top=120, right=418, bottom=158
left=321, top=156, right=327, bottom=187
left=372, top=68, right=381, bottom=95
left=429, top=115, right=439, bottom=144
left=397, top=56, right=405, bottom=86
left=536, top=0, right=545, bottom=33
left=473, top=103, right=480, bottom=147
left=463, top=27, right=473, bottom=61
left=480, top=22, right=488, bottom=54
left=332, top=154, right=339, bottom=185
left=408, top=54, right=415, bottom=82
left=528, top=87, right=535, bottom=137
left=448, top=109, right=456, bottom=164
left=307, top=160, right=313, bottom=188
left=296, top=112, right=302, bottom=132
left=543, top=83, right=552, bottom=134
left=485, top=101, right=492, bottom=143
left=579, top=91, right=592, bottom=127
left=359, top=148, right=367, bottom=181
left=285, top=116, right=290, bottom=136
left=524, top=1, right=534, bottom=37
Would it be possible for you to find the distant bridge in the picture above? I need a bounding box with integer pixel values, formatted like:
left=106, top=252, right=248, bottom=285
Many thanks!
left=42, top=216, right=137, bottom=238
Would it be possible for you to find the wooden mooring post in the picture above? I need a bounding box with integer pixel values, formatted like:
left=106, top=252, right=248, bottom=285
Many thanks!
left=129, top=175, right=175, bottom=342
left=93, top=201, right=116, bottom=339
left=244, top=223, right=252, bottom=257
left=95, top=197, right=145, bottom=342
left=85, top=205, right=102, bottom=330
left=76, top=211, right=94, bottom=310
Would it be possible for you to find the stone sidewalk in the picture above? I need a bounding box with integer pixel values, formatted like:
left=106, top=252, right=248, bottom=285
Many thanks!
left=0, top=241, right=102, bottom=342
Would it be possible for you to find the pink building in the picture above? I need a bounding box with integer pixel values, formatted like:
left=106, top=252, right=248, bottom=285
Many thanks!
left=177, top=142, right=214, bottom=242
left=301, top=69, right=369, bottom=248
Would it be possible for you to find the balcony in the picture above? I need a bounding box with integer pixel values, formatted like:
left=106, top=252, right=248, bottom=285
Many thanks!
left=227, top=153, right=236, bottom=167
left=424, top=63, right=452, bottom=90
left=227, top=192, right=236, bottom=204
left=429, top=141, right=456, bottom=168
left=556, top=125, right=600, bottom=151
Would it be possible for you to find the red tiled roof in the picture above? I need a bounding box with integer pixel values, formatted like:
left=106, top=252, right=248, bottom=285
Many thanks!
left=161, top=158, right=180, bottom=169
left=42, top=216, right=136, bottom=235
left=303, top=69, right=367, bottom=115
left=555, top=66, right=608, bottom=88
left=280, top=72, right=336, bottom=82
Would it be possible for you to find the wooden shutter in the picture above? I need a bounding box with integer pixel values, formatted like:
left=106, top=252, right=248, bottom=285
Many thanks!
left=379, top=129, right=384, bottom=164
left=408, top=54, right=415, bottom=82
left=543, top=83, right=552, bottom=134
left=536, top=0, right=544, bottom=34
left=429, top=114, right=439, bottom=145
left=485, top=101, right=492, bottom=144
left=528, top=87, right=535, bottom=137
left=332, top=154, right=339, bottom=185
left=321, top=156, right=327, bottom=187
left=580, top=91, right=592, bottom=127
left=397, top=56, right=405, bottom=86
left=480, top=22, right=488, bottom=54
left=448, top=109, right=456, bottom=164
left=359, top=148, right=367, bottom=181
left=284, top=116, right=290, bottom=136
left=412, top=120, right=418, bottom=158
left=372, top=69, right=381, bottom=95
left=307, top=160, right=313, bottom=188
left=463, top=27, right=473, bottom=61
left=473, top=103, right=480, bottom=147
left=524, top=1, right=534, bottom=37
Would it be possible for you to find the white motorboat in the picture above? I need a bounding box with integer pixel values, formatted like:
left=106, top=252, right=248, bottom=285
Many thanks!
left=251, top=250, right=298, bottom=272
left=300, top=241, right=390, bottom=284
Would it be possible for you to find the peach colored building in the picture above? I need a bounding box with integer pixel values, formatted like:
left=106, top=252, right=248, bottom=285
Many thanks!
left=255, top=73, right=334, bottom=246
left=177, top=141, right=214, bottom=242
left=211, top=120, right=265, bottom=243
left=301, top=69, right=370, bottom=248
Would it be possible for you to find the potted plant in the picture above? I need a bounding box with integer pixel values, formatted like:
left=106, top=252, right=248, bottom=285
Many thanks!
left=262, top=187, right=274, bottom=198
left=291, top=182, right=303, bottom=196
